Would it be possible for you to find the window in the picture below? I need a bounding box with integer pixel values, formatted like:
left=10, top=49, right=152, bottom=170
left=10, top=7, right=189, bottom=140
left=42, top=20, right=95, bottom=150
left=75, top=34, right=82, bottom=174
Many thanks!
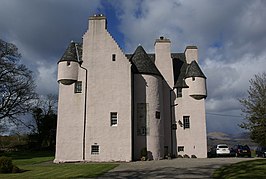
left=177, top=88, right=182, bottom=97
left=112, top=54, right=116, bottom=61
left=155, top=111, right=160, bottom=119
left=110, top=112, right=118, bottom=126
left=91, top=145, right=99, bottom=155
left=67, top=61, right=71, bottom=66
left=74, top=81, right=82, bottom=93
left=178, top=146, right=184, bottom=152
left=192, top=77, right=195, bottom=81
left=183, top=116, right=190, bottom=129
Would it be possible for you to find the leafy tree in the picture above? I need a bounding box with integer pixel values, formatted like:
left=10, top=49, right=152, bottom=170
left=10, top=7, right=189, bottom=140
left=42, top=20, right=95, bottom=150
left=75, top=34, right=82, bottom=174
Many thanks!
left=0, top=39, right=37, bottom=126
left=239, top=73, right=266, bottom=146
left=30, top=94, right=57, bottom=150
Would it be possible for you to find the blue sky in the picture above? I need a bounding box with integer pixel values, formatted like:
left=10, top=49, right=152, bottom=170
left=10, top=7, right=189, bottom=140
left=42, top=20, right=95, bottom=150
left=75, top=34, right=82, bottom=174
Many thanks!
left=1, top=0, right=266, bottom=134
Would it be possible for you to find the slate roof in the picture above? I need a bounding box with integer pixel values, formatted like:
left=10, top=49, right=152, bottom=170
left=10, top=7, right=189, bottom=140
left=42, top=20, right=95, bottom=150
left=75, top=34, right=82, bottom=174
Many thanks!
left=58, top=42, right=82, bottom=63
left=172, top=53, right=189, bottom=88
left=129, top=46, right=162, bottom=76
left=185, top=61, right=206, bottom=79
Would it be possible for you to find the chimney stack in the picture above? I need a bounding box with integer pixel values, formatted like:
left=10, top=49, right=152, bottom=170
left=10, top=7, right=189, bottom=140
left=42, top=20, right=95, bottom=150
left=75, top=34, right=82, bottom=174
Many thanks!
left=185, top=46, right=198, bottom=64
left=88, top=14, right=107, bottom=32
left=154, top=36, right=173, bottom=86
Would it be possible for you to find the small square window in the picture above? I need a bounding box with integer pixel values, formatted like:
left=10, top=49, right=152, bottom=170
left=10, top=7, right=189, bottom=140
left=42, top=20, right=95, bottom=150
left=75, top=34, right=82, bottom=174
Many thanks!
left=183, top=116, right=190, bottom=129
left=110, top=112, right=118, bottom=126
left=112, top=54, right=116, bottom=61
left=91, top=145, right=99, bottom=155
left=155, top=111, right=160, bottom=119
left=74, top=81, right=82, bottom=93
left=67, top=61, right=71, bottom=66
left=178, top=146, right=184, bottom=152
left=192, top=77, right=195, bottom=81
left=177, top=88, right=182, bottom=97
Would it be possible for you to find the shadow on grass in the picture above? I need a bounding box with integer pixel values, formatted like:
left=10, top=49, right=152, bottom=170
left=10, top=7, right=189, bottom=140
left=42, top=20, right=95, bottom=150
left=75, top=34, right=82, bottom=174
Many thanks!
left=213, top=159, right=266, bottom=179
left=101, top=164, right=226, bottom=178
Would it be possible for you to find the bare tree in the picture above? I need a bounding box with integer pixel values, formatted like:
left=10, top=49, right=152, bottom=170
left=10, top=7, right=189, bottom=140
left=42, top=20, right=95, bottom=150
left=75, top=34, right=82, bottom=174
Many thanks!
left=0, top=39, right=37, bottom=126
left=239, top=72, right=266, bottom=146
left=30, top=94, right=57, bottom=149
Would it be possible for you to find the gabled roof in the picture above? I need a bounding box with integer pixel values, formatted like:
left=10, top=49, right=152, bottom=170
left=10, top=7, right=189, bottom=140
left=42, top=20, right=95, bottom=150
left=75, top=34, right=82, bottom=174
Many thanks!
left=185, top=61, right=206, bottom=79
left=58, top=42, right=82, bottom=63
left=129, top=46, right=162, bottom=77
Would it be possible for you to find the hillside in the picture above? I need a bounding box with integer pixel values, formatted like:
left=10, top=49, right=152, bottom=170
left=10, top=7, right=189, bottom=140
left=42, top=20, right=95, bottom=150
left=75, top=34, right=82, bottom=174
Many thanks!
left=207, top=132, right=257, bottom=150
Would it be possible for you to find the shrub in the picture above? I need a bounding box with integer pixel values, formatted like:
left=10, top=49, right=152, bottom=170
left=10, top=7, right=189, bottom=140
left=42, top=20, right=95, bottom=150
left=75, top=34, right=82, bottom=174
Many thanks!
left=191, top=155, right=197, bottom=158
left=183, top=154, right=190, bottom=158
left=177, top=155, right=183, bottom=158
left=0, top=156, right=13, bottom=173
left=0, top=156, right=20, bottom=173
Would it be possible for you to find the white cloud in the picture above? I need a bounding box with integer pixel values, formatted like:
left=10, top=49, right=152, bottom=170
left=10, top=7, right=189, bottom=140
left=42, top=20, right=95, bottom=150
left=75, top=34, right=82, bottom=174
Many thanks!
left=36, top=62, right=58, bottom=95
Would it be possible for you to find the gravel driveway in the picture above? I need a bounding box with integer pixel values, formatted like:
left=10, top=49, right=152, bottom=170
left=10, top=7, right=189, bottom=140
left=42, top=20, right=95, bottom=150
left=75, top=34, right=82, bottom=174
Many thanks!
left=99, top=157, right=256, bottom=178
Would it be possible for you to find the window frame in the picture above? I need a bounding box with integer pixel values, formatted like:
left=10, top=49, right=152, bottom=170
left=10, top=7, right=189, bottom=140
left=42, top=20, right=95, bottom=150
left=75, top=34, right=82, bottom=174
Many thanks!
left=178, top=146, right=184, bottom=152
left=183, top=116, right=190, bottom=129
left=110, top=112, right=118, bottom=126
left=91, top=145, right=99, bottom=155
left=74, top=81, right=82, bottom=93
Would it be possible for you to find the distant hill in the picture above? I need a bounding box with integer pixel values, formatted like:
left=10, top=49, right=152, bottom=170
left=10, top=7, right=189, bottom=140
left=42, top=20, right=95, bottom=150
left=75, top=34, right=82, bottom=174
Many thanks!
left=207, top=131, right=257, bottom=150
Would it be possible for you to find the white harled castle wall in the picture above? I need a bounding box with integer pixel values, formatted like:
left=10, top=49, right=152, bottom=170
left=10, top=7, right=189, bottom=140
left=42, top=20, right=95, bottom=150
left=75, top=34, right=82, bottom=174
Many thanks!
left=154, top=38, right=173, bottom=156
left=174, top=89, right=207, bottom=158
left=133, top=74, right=164, bottom=160
left=82, top=16, right=132, bottom=162
left=55, top=68, right=86, bottom=163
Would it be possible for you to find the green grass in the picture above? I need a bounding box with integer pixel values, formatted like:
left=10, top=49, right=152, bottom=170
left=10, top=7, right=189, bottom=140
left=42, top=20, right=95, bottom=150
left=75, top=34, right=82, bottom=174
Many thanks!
left=0, top=151, right=118, bottom=178
left=213, top=159, right=266, bottom=179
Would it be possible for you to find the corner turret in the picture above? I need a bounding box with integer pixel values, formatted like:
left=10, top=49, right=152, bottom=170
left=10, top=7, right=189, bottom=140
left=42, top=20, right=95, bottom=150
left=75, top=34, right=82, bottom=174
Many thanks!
left=57, top=42, right=82, bottom=85
left=185, top=61, right=207, bottom=99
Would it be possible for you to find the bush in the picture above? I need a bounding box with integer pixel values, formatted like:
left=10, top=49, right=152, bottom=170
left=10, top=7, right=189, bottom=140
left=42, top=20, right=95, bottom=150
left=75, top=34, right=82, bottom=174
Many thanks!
left=183, top=154, right=190, bottom=158
left=191, top=155, right=197, bottom=158
left=177, top=155, right=183, bottom=158
left=0, top=156, right=20, bottom=173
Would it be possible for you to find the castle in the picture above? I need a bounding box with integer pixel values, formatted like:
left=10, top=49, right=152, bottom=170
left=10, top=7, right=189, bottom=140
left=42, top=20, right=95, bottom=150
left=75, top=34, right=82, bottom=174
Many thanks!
left=54, top=14, right=207, bottom=162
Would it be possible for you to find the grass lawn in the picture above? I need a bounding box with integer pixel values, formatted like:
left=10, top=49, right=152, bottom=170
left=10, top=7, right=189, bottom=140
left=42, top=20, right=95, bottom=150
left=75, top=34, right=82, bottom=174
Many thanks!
left=0, top=151, right=118, bottom=178
left=213, top=159, right=266, bottom=179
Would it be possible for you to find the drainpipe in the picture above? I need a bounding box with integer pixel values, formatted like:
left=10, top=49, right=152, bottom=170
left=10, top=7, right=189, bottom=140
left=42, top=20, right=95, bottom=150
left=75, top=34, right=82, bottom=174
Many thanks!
left=170, top=88, right=178, bottom=157
left=75, top=43, right=88, bottom=161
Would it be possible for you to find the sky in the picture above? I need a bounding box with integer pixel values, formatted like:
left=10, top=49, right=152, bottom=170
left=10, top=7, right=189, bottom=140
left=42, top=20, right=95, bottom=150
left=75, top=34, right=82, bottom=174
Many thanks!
left=0, top=0, right=266, bottom=134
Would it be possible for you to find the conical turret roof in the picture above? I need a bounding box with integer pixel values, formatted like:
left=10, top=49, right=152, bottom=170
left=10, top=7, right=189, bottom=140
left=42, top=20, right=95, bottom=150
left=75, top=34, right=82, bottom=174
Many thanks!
left=58, top=41, right=82, bottom=63
left=130, top=46, right=162, bottom=76
left=185, top=60, right=206, bottom=79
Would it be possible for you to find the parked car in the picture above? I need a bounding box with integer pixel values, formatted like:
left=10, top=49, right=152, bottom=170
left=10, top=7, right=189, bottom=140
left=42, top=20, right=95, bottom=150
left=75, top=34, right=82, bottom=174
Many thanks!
left=256, top=146, right=266, bottom=158
left=230, top=144, right=251, bottom=157
left=208, top=144, right=230, bottom=157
